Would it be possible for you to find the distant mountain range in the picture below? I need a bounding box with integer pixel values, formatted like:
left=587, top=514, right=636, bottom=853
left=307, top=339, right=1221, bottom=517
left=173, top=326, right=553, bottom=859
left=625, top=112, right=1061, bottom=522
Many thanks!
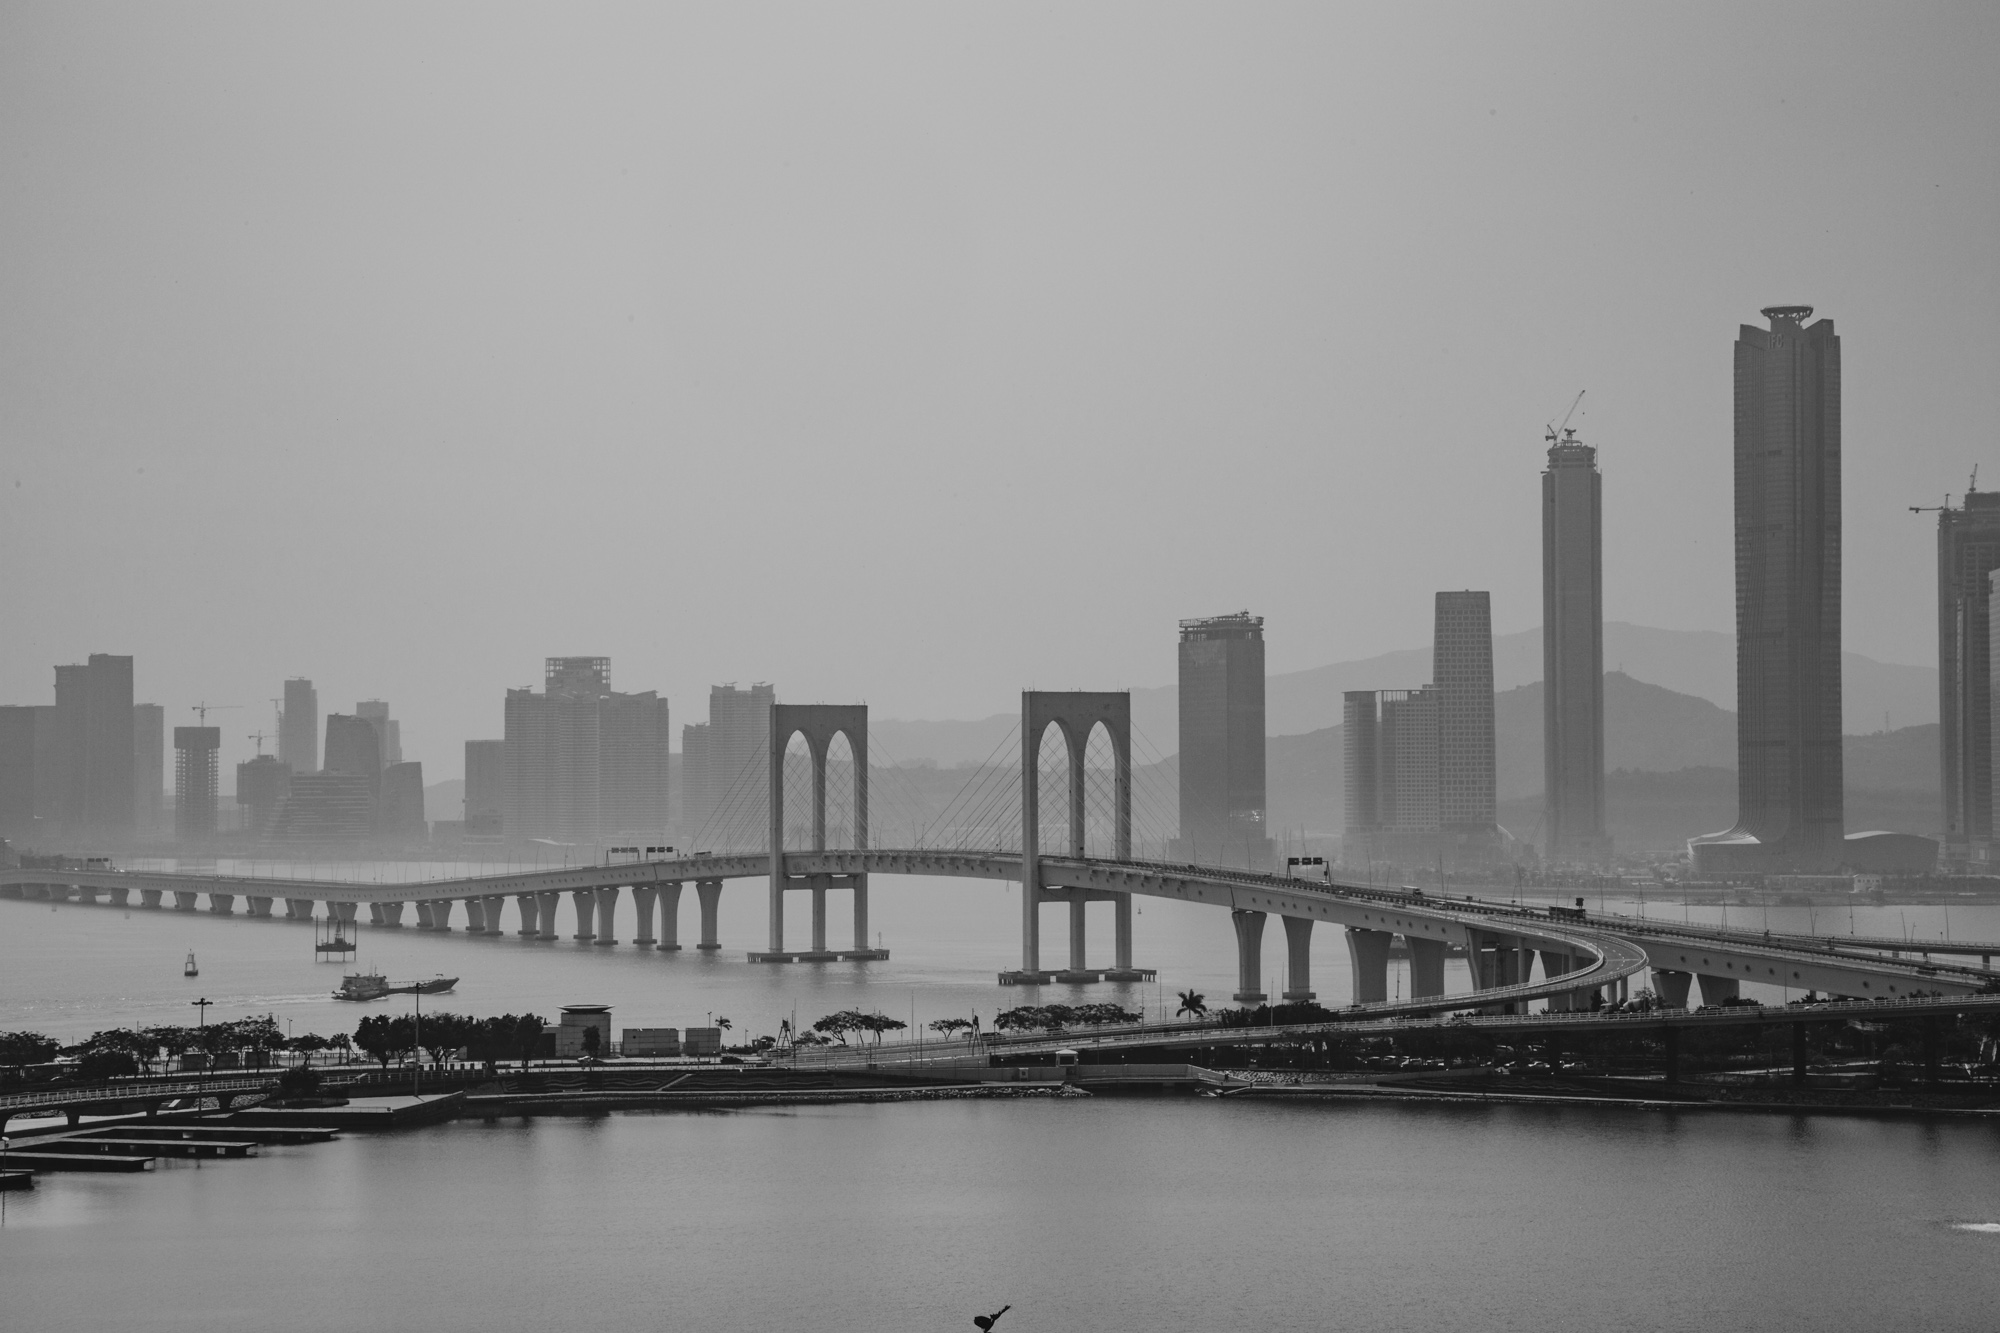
left=870, top=622, right=1936, bottom=763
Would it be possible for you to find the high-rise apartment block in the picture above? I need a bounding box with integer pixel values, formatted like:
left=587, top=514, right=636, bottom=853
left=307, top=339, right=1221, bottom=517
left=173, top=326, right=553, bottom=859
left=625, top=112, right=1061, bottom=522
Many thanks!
left=355, top=700, right=402, bottom=766
left=279, top=679, right=319, bottom=774
left=0, top=706, right=47, bottom=839
left=133, top=703, right=164, bottom=836
left=1434, top=592, right=1496, bottom=833
left=680, top=683, right=773, bottom=848
left=236, top=754, right=292, bottom=833
left=1342, top=596, right=1498, bottom=869
left=323, top=714, right=383, bottom=795
left=377, top=761, right=427, bottom=841
left=464, top=739, right=506, bottom=836
left=1935, top=490, right=2000, bottom=863
left=1694, top=307, right=1846, bottom=872
left=173, top=726, right=220, bottom=840
left=1542, top=432, right=1610, bottom=863
left=1174, top=612, right=1269, bottom=868
left=503, top=658, right=670, bottom=843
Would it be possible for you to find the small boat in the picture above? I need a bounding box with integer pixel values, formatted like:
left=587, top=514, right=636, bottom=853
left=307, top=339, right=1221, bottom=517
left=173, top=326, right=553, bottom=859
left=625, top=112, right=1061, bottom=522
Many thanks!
left=409, top=975, right=458, bottom=995
left=334, top=969, right=391, bottom=1002
left=184, top=951, right=199, bottom=978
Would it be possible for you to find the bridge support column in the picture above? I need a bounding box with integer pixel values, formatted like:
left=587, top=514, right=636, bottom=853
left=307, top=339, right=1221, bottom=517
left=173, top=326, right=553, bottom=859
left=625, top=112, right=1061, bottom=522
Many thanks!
left=140, top=888, right=162, bottom=909
left=1281, top=916, right=1315, bottom=1001
left=463, top=898, right=486, bottom=933
left=1345, top=927, right=1392, bottom=1005
left=657, top=883, right=683, bottom=950
left=334, top=901, right=358, bottom=923
left=74, top=886, right=100, bottom=904
left=1067, top=898, right=1088, bottom=972
left=428, top=899, right=453, bottom=932
left=1407, top=937, right=1447, bottom=998
left=571, top=889, right=596, bottom=942
left=368, top=902, right=384, bottom=925
left=1231, top=909, right=1267, bottom=1003
left=174, top=891, right=198, bottom=911
left=1101, top=893, right=1143, bottom=980
left=209, top=893, right=235, bottom=914
left=852, top=875, right=869, bottom=953
left=414, top=901, right=434, bottom=929
left=594, top=887, right=619, bottom=945
left=809, top=877, right=830, bottom=956
left=380, top=901, right=405, bottom=927
left=246, top=896, right=272, bottom=917
left=515, top=893, right=539, bottom=937
left=1539, top=950, right=1574, bottom=1011
left=631, top=885, right=657, bottom=946
left=482, top=895, right=506, bottom=936
left=284, top=897, right=313, bottom=920
left=696, top=880, right=722, bottom=950
left=1651, top=969, right=1693, bottom=1009
left=109, top=887, right=130, bottom=907
left=536, top=890, right=562, bottom=940
left=1697, top=974, right=1739, bottom=1007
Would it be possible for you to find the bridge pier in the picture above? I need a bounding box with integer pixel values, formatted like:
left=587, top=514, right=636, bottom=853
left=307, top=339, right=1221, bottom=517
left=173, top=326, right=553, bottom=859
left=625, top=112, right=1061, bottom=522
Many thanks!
left=247, top=896, right=272, bottom=918
left=1652, top=969, right=1693, bottom=1009
left=368, top=902, right=384, bottom=925
left=414, top=901, right=435, bottom=929
left=657, top=883, right=683, bottom=950
left=631, top=885, right=657, bottom=946
left=209, top=893, right=235, bottom=915
left=1231, top=909, right=1267, bottom=1003
left=1697, top=974, right=1739, bottom=1007
left=428, top=899, right=454, bottom=932
left=853, top=875, right=870, bottom=954
left=108, top=886, right=129, bottom=907
left=536, top=890, right=562, bottom=940
left=1345, top=927, right=1391, bottom=1005
left=570, top=889, right=596, bottom=942
left=284, top=897, right=313, bottom=920
left=333, top=901, right=357, bottom=923
left=696, top=880, right=723, bottom=950
left=173, top=891, right=198, bottom=911
left=463, top=897, right=486, bottom=933
left=1539, top=949, right=1575, bottom=1011
left=1281, top=916, right=1315, bottom=1001
left=796, top=875, right=838, bottom=960
left=1100, top=893, right=1145, bottom=980
left=140, top=889, right=162, bottom=909
left=379, top=901, right=405, bottom=927
left=515, top=892, right=540, bottom=937
left=73, top=885, right=100, bottom=904
left=481, top=894, right=504, bottom=934
left=1407, top=936, right=1447, bottom=998
left=594, top=887, right=619, bottom=944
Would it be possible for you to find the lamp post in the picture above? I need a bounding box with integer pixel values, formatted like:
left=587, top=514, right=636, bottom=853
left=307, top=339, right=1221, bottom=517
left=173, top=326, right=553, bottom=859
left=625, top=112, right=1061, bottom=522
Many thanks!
left=191, top=996, right=213, bottom=1112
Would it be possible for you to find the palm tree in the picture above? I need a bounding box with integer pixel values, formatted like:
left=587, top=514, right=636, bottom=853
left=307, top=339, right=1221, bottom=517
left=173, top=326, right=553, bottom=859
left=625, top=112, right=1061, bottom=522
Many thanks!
left=1176, top=989, right=1207, bottom=1020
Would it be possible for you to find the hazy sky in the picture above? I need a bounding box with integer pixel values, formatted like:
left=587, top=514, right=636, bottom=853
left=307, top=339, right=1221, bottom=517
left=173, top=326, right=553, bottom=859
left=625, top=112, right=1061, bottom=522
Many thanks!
left=4, top=3, right=1997, bottom=780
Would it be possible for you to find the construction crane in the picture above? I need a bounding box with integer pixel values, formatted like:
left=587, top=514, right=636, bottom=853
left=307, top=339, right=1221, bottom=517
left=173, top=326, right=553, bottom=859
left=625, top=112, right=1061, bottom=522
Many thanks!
left=248, top=731, right=274, bottom=755
left=189, top=702, right=241, bottom=725
left=1909, top=496, right=1950, bottom=515
left=1545, top=390, right=1585, bottom=446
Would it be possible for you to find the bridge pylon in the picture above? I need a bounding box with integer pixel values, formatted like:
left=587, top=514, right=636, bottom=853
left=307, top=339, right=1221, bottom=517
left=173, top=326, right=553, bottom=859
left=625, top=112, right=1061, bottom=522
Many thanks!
left=752, top=703, right=885, bottom=963
left=1006, top=691, right=1146, bottom=985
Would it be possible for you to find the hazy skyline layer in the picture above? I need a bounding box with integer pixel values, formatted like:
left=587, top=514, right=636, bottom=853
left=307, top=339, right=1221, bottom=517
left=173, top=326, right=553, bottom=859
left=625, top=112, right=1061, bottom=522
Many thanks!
left=4, top=4, right=1996, bottom=783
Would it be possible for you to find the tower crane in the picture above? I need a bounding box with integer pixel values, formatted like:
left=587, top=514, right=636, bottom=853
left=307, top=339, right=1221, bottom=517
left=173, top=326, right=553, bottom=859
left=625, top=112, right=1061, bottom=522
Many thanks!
left=189, top=702, right=241, bottom=725
left=248, top=731, right=274, bottom=755
left=1545, top=390, right=1585, bottom=446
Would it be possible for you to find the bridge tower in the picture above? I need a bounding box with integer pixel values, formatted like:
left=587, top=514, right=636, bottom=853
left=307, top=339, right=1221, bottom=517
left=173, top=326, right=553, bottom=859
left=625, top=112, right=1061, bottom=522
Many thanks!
left=1011, top=691, right=1144, bottom=984
left=752, top=703, right=885, bottom=962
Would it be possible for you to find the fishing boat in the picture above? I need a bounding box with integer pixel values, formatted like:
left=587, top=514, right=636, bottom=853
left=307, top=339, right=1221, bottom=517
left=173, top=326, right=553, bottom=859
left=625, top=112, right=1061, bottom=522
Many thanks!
left=184, top=951, right=198, bottom=978
left=409, top=975, right=458, bottom=995
left=334, top=969, right=391, bottom=1001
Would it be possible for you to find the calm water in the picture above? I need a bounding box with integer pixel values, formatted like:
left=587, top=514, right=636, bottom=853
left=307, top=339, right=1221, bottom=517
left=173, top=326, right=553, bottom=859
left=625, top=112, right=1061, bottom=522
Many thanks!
left=6, top=873, right=2000, bottom=1329
left=5, top=1099, right=2000, bottom=1332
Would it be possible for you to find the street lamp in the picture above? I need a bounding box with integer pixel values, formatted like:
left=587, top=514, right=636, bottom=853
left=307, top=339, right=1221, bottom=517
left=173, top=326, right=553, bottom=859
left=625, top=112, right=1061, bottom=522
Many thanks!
left=191, top=996, right=213, bottom=1112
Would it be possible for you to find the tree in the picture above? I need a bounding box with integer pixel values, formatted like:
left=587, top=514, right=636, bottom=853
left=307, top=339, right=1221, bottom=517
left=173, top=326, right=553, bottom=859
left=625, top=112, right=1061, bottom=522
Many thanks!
left=77, top=1049, right=138, bottom=1081
left=812, top=1011, right=869, bottom=1046
left=929, top=1018, right=975, bottom=1040
left=417, top=1012, right=473, bottom=1067
left=580, top=1024, right=601, bottom=1060
left=858, top=1014, right=907, bottom=1045
left=1176, top=990, right=1208, bottom=1020
left=354, top=1014, right=416, bottom=1070
left=1075, top=1004, right=1141, bottom=1026
left=290, top=1033, right=332, bottom=1067
left=277, top=1064, right=322, bottom=1099
left=1, top=1031, right=60, bottom=1068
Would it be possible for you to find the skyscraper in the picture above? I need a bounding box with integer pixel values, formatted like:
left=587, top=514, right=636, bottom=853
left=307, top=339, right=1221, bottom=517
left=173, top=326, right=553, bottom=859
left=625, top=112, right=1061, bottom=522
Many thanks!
left=173, top=726, right=220, bottom=840
left=323, top=714, right=383, bottom=795
left=1341, top=690, right=1380, bottom=840
left=133, top=703, right=164, bottom=836
left=1936, top=489, right=2000, bottom=862
left=1694, top=306, right=1844, bottom=872
left=49, top=654, right=134, bottom=838
left=235, top=754, right=292, bottom=833
left=464, top=739, right=505, bottom=836
left=280, top=679, right=318, bottom=774
left=1378, top=687, right=1439, bottom=834
left=1175, top=612, right=1269, bottom=868
left=681, top=683, right=773, bottom=849
left=355, top=700, right=402, bottom=766
left=377, top=761, right=427, bottom=841
left=1433, top=592, right=1495, bottom=834
left=503, top=658, right=671, bottom=842
left=1542, top=430, right=1609, bottom=863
